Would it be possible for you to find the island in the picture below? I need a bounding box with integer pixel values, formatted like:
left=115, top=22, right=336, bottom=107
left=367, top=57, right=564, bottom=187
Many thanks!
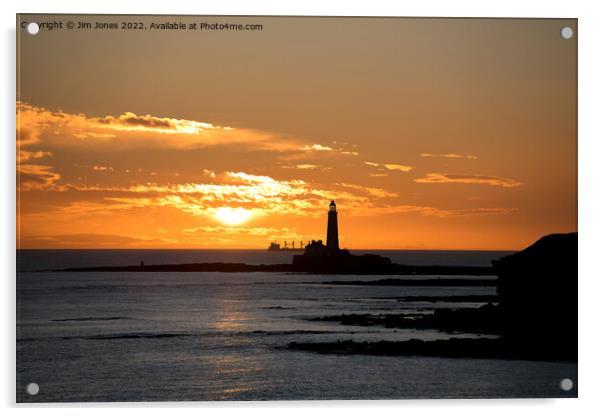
left=57, top=201, right=494, bottom=276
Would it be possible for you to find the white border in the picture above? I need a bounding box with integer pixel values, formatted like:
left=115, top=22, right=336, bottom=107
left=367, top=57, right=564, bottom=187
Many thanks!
left=3, top=0, right=602, bottom=414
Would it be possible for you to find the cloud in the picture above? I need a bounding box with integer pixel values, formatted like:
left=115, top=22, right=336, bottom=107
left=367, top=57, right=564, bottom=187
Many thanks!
left=48, top=171, right=397, bottom=222
left=421, top=153, right=478, bottom=160
left=17, top=102, right=70, bottom=146
left=17, top=164, right=61, bottom=190
left=364, top=161, right=413, bottom=172
left=16, top=101, right=300, bottom=152
left=300, top=143, right=359, bottom=156
left=281, top=164, right=325, bottom=170
left=455, top=207, right=518, bottom=216
left=383, top=164, right=413, bottom=172
left=45, top=169, right=516, bottom=222
left=415, top=173, right=523, bottom=188
left=301, top=144, right=334, bottom=152
left=356, top=205, right=517, bottom=218
left=337, top=182, right=398, bottom=198
left=94, top=111, right=220, bottom=135
left=202, top=169, right=216, bottom=178
left=183, top=226, right=291, bottom=236
left=73, top=132, right=117, bottom=139
left=17, top=150, right=52, bottom=163
left=92, top=165, right=114, bottom=172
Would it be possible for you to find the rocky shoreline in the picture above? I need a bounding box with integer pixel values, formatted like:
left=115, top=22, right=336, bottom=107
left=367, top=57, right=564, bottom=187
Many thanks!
left=307, top=303, right=502, bottom=334
left=322, top=278, right=496, bottom=286
left=288, top=337, right=576, bottom=362
left=291, top=232, right=577, bottom=363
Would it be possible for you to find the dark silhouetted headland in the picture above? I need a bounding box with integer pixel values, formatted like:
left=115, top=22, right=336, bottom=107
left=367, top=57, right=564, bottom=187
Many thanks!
left=288, top=232, right=578, bottom=362
left=494, top=232, right=577, bottom=360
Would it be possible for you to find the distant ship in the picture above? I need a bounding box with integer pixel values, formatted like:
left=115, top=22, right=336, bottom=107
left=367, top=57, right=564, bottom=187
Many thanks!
left=267, top=241, right=305, bottom=251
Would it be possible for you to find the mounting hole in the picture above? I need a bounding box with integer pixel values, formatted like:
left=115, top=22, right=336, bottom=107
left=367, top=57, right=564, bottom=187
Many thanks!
left=26, top=22, right=40, bottom=36
left=560, top=26, right=573, bottom=40
left=560, top=378, right=573, bottom=391
left=26, top=382, right=39, bottom=396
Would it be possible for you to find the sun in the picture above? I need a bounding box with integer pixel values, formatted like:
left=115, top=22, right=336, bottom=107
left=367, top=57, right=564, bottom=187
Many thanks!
left=213, top=207, right=253, bottom=226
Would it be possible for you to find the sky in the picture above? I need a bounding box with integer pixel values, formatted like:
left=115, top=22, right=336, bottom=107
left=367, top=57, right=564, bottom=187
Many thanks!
left=16, top=16, right=577, bottom=250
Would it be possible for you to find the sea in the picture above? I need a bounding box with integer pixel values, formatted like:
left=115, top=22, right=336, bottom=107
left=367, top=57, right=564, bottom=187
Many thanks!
left=16, top=249, right=577, bottom=402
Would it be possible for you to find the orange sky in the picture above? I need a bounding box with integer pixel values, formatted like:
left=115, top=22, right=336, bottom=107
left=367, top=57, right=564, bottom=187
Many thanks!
left=16, top=16, right=577, bottom=250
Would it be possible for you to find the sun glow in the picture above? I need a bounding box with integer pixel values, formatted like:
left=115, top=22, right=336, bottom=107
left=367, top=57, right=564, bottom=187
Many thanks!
left=213, top=207, right=253, bottom=226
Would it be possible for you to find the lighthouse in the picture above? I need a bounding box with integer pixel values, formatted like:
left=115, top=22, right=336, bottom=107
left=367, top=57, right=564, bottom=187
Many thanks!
left=292, top=199, right=392, bottom=271
left=326, top=200, right=340, bottom=251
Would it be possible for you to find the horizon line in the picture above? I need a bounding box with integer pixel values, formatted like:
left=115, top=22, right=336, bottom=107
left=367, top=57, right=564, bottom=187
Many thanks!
left=16, top=247, right=518, bottom=252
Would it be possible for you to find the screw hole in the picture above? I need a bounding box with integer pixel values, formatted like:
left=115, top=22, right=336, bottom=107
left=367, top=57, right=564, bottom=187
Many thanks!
left=26, top=22, right=40, bottom=36
left=26, top=382, right=39, bottom=396
left=560, top=26, right=573, bottom=40
left=560, top=378, right=573, bottom=391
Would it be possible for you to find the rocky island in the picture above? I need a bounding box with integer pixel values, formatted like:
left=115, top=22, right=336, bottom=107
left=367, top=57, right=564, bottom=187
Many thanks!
left=58, top=201, right=493, bottom=276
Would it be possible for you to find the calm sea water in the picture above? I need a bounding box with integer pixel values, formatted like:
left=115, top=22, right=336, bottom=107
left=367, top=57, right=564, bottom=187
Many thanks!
left=17, top=249, right=514, bottom=271
left=16, top=250, right=577, bottom=401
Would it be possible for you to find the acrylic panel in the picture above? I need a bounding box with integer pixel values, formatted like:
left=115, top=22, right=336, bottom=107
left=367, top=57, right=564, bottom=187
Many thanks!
left=16, top=15, right=577, bottom=402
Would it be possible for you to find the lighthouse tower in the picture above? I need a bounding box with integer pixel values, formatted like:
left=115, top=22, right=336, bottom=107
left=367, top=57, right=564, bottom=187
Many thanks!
left=326, top=200, right=340, bottom=251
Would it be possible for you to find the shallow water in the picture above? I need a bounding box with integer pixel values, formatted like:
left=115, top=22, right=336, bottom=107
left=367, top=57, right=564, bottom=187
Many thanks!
left=16, top=250, right=576, bottom=401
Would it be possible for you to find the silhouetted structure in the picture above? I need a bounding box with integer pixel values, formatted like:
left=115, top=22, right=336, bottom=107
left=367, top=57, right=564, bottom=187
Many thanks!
left=292, top=201, right=392, bottom=273
left=267, top=241, right=304, bottom=251
left=326, top=200, right=339, bottom=251
left=493, top=232, right=577, bottom=360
